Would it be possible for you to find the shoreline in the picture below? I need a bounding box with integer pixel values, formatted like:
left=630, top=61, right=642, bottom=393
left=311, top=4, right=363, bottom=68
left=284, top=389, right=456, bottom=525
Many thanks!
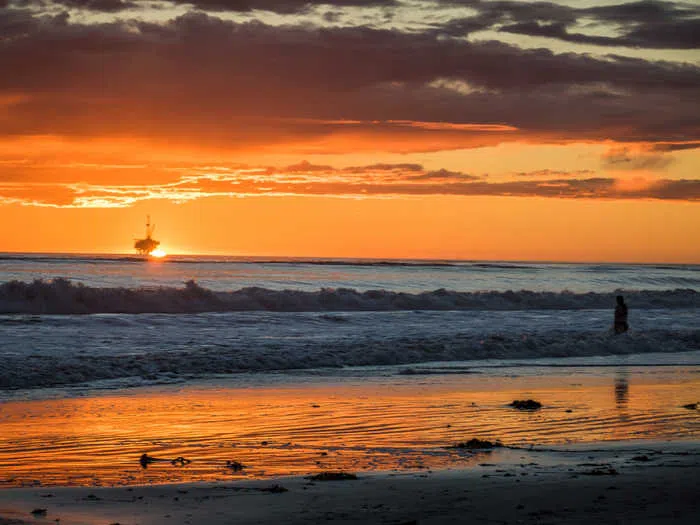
left=1, top=441, right=698, bottom=524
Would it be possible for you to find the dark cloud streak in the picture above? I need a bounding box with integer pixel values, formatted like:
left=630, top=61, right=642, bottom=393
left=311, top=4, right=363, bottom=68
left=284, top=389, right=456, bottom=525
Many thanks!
left=169, top=0, right=398, bottom=14
left=9, top=0, right=137, bottom=11
left=438, top=0, right=700, bottom=50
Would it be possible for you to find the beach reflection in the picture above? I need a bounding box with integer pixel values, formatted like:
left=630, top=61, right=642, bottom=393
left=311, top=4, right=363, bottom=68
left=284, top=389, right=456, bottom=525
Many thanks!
left=0, top=369, right=698, bottom=488
left=614, top=372, right=629, bottom=409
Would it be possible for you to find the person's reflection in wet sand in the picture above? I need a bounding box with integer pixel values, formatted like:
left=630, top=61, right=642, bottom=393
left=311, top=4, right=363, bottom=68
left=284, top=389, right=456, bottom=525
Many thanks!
left=614, top=371, right=629, bottom=410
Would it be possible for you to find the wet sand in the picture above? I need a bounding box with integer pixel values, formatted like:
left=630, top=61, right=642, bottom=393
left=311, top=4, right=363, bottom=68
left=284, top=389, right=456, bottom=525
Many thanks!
left=1, top=365, right=698, bottom=523
left=0, top=442, right=698, bottom=524
left=1, top=366, right=698, bottom=487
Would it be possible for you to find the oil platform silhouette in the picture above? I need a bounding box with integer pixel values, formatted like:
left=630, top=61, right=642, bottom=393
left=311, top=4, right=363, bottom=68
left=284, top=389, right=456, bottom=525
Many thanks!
left=134, top=216, right=160, bottom=255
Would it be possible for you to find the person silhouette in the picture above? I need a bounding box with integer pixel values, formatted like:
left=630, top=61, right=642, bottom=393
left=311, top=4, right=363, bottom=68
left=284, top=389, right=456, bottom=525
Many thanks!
left=614, top=295, right=628, bottom=334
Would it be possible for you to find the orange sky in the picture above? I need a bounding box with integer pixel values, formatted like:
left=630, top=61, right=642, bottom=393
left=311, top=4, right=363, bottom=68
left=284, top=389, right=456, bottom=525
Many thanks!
left=0, top=0, right=698, bottom=262
left=3, top=191, right=698, bottom=263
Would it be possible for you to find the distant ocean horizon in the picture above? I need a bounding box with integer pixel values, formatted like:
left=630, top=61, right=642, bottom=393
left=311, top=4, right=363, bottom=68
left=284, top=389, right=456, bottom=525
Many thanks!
left=1, top=251, right=699, bottom=294
left=2, top=250, right=699, bottom=266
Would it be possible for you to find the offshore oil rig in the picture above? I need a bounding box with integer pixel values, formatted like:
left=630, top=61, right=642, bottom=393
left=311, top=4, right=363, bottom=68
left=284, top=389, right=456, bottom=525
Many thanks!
left=134, top=215, right=160, bottom=255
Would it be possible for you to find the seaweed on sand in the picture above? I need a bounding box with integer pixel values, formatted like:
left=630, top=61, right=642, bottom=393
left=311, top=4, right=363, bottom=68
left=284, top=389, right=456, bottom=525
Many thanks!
left=451, top=438, right=503, bottom=449
left=509, top=399, right=542, bottom=410
left=308, top=472, right=358, bottom=481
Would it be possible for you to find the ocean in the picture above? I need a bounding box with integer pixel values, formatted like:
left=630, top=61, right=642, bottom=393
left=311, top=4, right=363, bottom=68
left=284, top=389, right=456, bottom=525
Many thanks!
left=1, top=253, right=699, bottom=487
left=0, top=253, right=698, bottom=397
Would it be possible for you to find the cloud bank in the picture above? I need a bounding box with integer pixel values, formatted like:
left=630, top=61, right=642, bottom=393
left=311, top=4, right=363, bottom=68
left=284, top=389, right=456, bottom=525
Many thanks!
left=0, top=3, right=697, bottom=153
left=0, top=0, right=698, bottom=211
left=2, top=161, right=697, bottom=208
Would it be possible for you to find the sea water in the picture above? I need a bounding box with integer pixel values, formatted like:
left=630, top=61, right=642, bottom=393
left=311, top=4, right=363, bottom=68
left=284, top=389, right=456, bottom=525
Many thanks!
left=1, top=254, right=699, bottom=486
left=0, top=254, right=698, bottom=396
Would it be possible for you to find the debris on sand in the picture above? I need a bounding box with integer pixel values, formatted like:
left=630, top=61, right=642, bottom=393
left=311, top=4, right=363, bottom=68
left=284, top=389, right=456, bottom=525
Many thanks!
left=140, top=454, right=155, bottom=468
left=259, top=484, right=288, bottom=493
left=30, top=508, right=47, bottom=516
left=681, top=403, right=698, bottom=410
left=509, top=399, right=542, bottom=410
left=452, top=438, right=503, bottom=450
left=226, top=460, right=246, bottom=472
left=308, top=472, right=358, bottom=481
left=139, top=454, right=191, bottom=468
left=632, top=455, right=650, bottom=462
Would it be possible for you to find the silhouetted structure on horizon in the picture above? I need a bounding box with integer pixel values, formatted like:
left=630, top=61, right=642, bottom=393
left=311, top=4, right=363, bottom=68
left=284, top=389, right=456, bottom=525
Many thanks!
left=134, top=216, right=160, bottom=255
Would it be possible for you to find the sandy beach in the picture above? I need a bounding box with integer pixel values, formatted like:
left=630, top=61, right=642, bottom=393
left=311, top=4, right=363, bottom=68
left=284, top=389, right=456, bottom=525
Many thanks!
left=0, top=441, right=698, bottom=524
left=1, top=362, right=699, bottom=524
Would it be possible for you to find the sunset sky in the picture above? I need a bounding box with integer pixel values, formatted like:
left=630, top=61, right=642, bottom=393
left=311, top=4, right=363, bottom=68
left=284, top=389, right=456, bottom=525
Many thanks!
left=0, top=0, right=698, bottom=261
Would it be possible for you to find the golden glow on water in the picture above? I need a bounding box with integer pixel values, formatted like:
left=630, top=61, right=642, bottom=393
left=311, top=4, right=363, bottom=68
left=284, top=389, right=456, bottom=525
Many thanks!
left=0, top=372, right=698, bottom=487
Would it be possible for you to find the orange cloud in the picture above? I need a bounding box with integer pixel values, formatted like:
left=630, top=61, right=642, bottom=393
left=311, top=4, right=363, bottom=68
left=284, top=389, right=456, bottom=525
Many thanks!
left=613, top=177, right=661, bottom=193
left=2, top=160, right=698, bottom=209
left=602, top=145, right=675, bottom=172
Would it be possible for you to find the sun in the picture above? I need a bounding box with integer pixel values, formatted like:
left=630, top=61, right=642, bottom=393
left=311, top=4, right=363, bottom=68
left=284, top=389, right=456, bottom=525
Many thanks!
left=149, top=248, right=167, bottom=258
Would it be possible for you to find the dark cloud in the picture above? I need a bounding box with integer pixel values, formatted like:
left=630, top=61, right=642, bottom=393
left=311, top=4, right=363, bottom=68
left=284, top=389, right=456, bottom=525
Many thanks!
left=264, top=161, right=479, bottom=181
left=514, top=169, right=594, bottom=177
left=438, top=0, right=700, bottom=50
left=0, top=10, right=697, bottom=150
left=314, top=177, right=699, bottom=201
left=323, top=10, right=342, bottom=22
left=645, top=179, right=699, bottom=200
left=0, top=7, right=39, bottom=37
left=438, top=0, right=576, bottom=33
left=9, top=0, right=138, bottom=11
left=500, top=18, right=700, bottom=50
left=343, top=163, right=424, bottom=173
left=651, top=142, right=700, bottom=152
left=168, top=0, right=398, bottom=14
left=582, top=0, right=697, bottom=25
left=59, top=0, right=137, bottom=11
left=7, top=0, right=396, bottom=13
left=581, top=0, right=700, bottom=50
left=602, top=147, right=674, bottom=171
left=9, top=0, right=700, bottom=51
left=405, top=168, right=480, bottom=181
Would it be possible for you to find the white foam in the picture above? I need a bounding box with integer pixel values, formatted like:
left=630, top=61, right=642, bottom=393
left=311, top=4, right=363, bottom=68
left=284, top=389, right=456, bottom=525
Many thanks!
left=0, top=308, right=698, bottom=390
left=1, top=278, right=698, bottom=314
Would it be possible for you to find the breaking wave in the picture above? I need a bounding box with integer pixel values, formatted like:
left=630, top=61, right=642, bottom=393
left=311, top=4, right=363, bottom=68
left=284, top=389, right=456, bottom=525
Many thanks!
left=1, top=279, right=698, bottom=314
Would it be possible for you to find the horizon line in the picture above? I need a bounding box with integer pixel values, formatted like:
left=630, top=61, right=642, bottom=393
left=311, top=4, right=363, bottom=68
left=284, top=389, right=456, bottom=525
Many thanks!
left=0, top=250, right=698, bottom=266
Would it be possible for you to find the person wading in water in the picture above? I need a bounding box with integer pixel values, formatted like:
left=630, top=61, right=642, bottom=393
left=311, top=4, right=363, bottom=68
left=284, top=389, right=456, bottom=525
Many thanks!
left=614, top=295, right=629, bottom=334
